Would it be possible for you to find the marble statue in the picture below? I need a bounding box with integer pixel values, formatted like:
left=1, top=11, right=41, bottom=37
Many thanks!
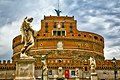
left=20, top=17, right=36, bottom=58
left=20, top=64, right=31, bottom=76
left=58, top=67, right=63, bottom=78
left=43, top=62, right=48, bottom=76
left=41, top=55, right=48, bottom=80
left=41, top=55, right=48, bottom=75
left=89, top=57, right=96, bottom=73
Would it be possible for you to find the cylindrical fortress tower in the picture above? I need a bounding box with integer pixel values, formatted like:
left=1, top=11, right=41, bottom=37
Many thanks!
left=12, top=16, right=104, bottom=60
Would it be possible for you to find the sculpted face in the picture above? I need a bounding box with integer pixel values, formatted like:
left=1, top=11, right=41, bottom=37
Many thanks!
left=27, top=17, right=33, bottom=23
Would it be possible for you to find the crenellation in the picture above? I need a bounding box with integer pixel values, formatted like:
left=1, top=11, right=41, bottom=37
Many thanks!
left=3, top=60, right=6, bottom=64
left=7, top=60, right=10, bottom=65
left=0, top=60, right=16, bottom=70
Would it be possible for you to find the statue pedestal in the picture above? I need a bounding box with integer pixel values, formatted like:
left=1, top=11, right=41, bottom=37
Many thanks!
left=91, top=73, right=98, bottom=80
left=14, top=58, right=36, bottom=80
left=54, top=75, right=58, bottom=80
left=43, top=75, right=48, bottom=80
left=75, top=77, right=79, bottom=80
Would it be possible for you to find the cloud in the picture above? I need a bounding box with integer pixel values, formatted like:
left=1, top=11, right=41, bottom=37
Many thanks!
left=0, top=0, right=120, bottom=60
left=0, top=0, right=57, bottom=61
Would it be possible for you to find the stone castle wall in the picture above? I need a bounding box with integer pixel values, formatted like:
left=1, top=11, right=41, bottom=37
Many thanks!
left=0, top=60, right=120, bottom=79
left=12, top=16, right=104, bottom=60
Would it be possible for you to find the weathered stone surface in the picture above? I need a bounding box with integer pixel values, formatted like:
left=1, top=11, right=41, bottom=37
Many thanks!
left=14, top=58, right=35, bottom=80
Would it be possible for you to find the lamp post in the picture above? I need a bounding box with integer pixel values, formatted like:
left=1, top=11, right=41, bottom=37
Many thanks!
left=112, top=57, right=117, bottom=80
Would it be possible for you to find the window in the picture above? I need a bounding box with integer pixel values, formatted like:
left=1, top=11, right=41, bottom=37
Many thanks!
left=62, top=31, right=65, bottom=36
left=58, top=31, right=61, bottom=36
left=54, top=22, right=56, bottom=28
left=58, top=60, right=62, bottom=63
left=71, top=71, right=75, bottom=76
left=84, top=35, right=86, bottom=37
left=94, top=36, right=98, bottom=40
left=85, top=67, right=87, bottom=71
left=100, top=38, right=103, bottom=41
left=48, top=70, right=52, bottom=75
left=53, top=31, right=57, bottom=36
left=45, top=22, right=48, bottom=32
left=52, top=31, right=66, bottom=36
left=70, top=23, right=73, bottom=32
left=78, top=34, right=81, bottom=36
left=62, top=22, right=64, bottom=28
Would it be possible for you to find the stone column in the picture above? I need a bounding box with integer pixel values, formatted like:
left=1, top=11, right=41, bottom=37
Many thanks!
left=14, top=58, right=36, bottom=80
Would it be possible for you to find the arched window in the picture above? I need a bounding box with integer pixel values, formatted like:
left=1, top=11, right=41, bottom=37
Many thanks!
left=85, top=67, right=87, bottom=71
left=94, top=36, right=98, bottom=40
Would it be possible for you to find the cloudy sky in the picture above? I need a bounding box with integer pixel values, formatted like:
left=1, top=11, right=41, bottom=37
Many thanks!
left=0, top=0, right=120, bottom=61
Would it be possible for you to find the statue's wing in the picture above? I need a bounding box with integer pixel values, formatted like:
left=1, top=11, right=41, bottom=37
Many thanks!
left=55, top=9, right=58, bottom=12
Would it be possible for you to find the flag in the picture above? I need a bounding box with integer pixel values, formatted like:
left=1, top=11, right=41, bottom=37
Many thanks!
left=65, top=70, right=69, bottom=78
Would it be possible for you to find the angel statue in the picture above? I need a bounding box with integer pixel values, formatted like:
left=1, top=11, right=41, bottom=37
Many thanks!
left=20, top=17, right=37, bottom=58
left=89, top=57, right=96, bottom=73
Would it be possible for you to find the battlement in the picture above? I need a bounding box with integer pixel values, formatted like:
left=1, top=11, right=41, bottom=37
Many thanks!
left=43, top=15, right=74, bottom=20
left=0, top=60, right=16, bottom=70
left=0, top=59, right=120, bottom=70
left=44, top=59, right=120, bottom=70
left=1, top=59, right=119, bottom=67
left=0, top=60, right=15, bottom=65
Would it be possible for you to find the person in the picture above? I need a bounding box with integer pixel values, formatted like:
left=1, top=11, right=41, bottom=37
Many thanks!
left=20, top=17, right=36, bottom=57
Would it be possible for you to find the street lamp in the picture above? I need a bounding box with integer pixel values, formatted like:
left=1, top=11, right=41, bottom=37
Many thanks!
left=112, top=57, right=117, bottom=80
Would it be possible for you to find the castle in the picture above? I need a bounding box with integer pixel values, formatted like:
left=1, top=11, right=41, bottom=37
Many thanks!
left=0, top=12, right=120, bottom=80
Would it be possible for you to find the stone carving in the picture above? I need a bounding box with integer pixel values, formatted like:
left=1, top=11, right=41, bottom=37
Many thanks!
left=89, top=57, right=96, bottom=73
left=57, top=41, right=63, bottom=50
left=15, top=59, right=35, bottom=80
left=20, top=17, right=37, bottom=58
left=19, top=64, right=31, bottom=77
